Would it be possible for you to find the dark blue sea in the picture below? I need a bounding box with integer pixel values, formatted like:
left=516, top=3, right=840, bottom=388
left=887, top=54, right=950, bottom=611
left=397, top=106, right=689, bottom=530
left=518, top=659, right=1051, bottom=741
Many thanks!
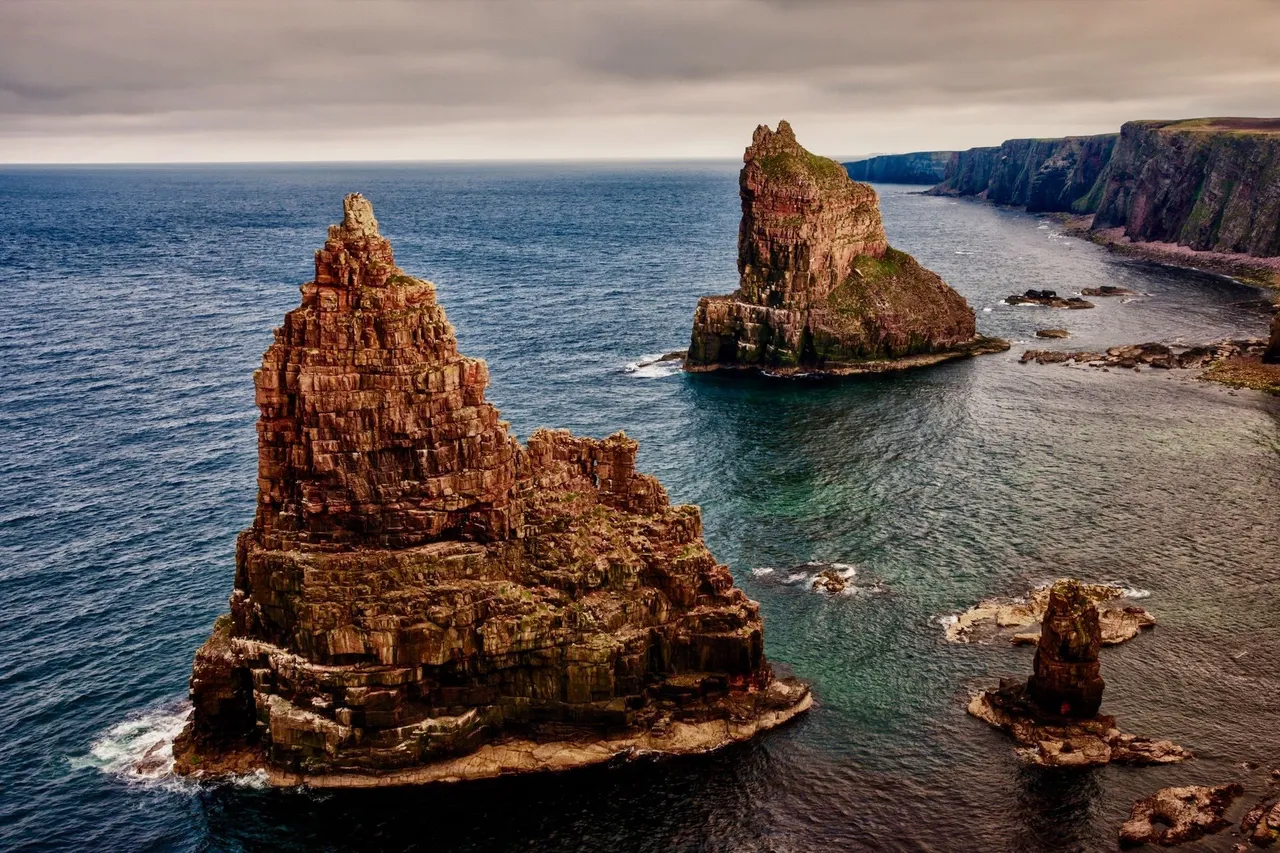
left=1, top=163, right=1278, bottom=852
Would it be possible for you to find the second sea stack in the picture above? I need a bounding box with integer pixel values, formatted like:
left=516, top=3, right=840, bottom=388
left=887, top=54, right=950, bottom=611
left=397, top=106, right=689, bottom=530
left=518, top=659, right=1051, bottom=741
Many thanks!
left=172, top=194, right=810, bottom=787
left=687, top=121, right=1005, bottom=375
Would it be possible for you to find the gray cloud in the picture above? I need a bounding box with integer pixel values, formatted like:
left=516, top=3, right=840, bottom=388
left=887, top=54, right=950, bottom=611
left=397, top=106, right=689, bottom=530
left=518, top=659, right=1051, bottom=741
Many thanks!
left=1, top=0, right=1278, bottom=161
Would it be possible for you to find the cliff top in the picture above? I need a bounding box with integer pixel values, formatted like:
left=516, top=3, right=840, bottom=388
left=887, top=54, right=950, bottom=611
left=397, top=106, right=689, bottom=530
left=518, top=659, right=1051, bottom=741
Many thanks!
left=1135, top=117, right=1280, bottom=136
left=745, top=120, right=848, bottom=187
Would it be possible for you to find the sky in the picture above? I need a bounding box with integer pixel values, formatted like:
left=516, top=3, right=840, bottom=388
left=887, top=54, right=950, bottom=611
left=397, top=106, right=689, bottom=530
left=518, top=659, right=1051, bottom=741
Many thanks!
left=2, top=0, right=1279, bottom=164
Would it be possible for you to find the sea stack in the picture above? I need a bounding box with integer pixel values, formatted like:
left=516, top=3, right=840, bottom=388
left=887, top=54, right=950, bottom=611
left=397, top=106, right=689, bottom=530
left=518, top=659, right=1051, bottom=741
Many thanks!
left=1027, top=580, right=1105, bottom=717
left=173, top=194, right=810, bottom=786
left=686, top=121, right=1005, bottom=375
left=967, top=579, right=1187, bottom=767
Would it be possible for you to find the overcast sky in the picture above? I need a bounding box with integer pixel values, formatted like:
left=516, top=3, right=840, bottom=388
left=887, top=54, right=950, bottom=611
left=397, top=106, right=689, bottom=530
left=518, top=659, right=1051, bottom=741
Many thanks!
left=2, top=0, right=1278, bottom=163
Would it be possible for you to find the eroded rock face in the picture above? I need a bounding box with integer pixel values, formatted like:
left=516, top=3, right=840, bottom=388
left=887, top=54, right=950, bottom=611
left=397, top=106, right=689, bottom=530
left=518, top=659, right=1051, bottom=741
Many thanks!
left=1267, top=314, right=1280, bottom=364
left=174, top=194, right=810, bottom=786
left=1092, top=119, right=1280, bottom=257
left=1119, top=784, right=1244, bottom=847
left=928, top=134, right=1117, bottom=213
left=1242, top=795, right=1280, bottom=846
left=1029, top=579, right=1105, bottom=718
left=687, top=121, right=999, bottom=375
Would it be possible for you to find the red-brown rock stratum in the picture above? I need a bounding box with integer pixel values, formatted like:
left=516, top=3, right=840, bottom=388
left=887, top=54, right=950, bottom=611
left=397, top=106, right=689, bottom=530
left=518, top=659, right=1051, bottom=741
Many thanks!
left=172, top=194, right=810, bottom=787
left=686, top=121, right=1007, bottom=375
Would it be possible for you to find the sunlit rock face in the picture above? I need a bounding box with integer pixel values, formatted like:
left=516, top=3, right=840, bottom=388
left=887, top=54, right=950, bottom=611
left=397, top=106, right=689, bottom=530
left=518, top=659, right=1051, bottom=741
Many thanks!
left=174, top=194, right=810, bottom=786
left=687, top=121, right=992, bottom=375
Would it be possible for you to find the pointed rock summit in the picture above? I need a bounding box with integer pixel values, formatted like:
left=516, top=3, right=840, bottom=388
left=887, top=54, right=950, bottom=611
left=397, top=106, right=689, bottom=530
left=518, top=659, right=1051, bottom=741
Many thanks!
left=173, top=194, right=810, bottom=786
left=686, top=121, right=1005, bottom=375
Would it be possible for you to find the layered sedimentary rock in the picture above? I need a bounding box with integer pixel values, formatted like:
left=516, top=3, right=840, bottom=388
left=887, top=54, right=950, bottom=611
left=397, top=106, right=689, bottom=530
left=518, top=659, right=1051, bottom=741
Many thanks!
left=1269, top=314, right=1280, bottom=363
left=173, top=194, right=810, bottom=786
left=1027, top=580, right=1104, bottom=718
left=842, top=151, right=954, bottom=184
left=687, top=121, right=1002, bottom=375
left=968, top=579, right=1187, bottom=767
left=928, top=135, right=1117, bottom=213
left=1092, top=119, right=1280, bottom=256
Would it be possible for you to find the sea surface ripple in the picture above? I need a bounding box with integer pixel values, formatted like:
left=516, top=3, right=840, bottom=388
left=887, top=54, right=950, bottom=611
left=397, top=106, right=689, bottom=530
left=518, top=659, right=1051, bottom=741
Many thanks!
left=0, top=164, right=1278, bottom=852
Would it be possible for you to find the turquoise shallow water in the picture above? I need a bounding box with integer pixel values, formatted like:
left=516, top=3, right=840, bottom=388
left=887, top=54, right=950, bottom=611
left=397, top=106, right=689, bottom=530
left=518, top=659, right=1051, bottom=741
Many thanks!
left=0, top=164, right=1277, bottom=852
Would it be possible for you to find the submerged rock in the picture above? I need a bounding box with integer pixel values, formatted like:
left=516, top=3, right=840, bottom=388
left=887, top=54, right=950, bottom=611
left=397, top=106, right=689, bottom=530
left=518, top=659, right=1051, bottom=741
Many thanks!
left=1119, top=784, right=1244, bottom=847
left=173, top=194, right=810, bottom=787
left=968, top=580, right=1186, bottom=767
left=945, top=580, right=1155, bottom=647
left=686, top=121, right=1006, bottom=376
left=1035, top=328, right=1070, bottom=338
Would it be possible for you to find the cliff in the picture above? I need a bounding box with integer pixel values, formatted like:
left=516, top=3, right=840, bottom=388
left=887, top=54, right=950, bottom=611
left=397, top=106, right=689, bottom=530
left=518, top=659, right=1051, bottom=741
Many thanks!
left=686, top=121, right=1003, bottom=375
left=1090, top=119, right=1280, bottom=256
left=928, top=134, right=1117, bottom=213
left=843, top=151, right=954, bottom=184
left=173, top=194, right=810, bottom=786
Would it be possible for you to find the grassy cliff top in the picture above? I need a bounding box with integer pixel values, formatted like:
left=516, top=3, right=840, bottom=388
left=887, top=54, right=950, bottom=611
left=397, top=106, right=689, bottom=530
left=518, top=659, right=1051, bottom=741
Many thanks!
left=1136, top=117, right=1280, bottom=136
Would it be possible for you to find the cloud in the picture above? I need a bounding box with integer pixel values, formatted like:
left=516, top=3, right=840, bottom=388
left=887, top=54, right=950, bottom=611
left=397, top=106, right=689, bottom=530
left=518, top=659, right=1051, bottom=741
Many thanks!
left=1, top=0, right=1278, bottom=161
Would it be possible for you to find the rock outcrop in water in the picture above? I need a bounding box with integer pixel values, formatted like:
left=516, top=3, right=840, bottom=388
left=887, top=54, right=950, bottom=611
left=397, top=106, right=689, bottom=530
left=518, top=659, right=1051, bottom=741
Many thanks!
left=172, top=194, right=810, bottom=786
left=843, top=151, right=953, bottom=184
left=944, top=580, right=1155, bottom=647
left=968, top=579, right=1188, bottom=767
left=1119, top=784, right=1244, bottom=847
left=686, top=121, right=1005, bottom=376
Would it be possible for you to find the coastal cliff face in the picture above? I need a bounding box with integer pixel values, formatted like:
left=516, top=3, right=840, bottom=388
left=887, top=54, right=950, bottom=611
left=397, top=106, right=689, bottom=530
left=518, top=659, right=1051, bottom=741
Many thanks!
left=687, top=122, right=987, bottom=374
left=929, top=134, right=1117, bottom=213
left=1091, top=119, right=1280, bottom=256
left=174, top=194, right=809, bottom=786
left=843, top=151, right=953, bottom=184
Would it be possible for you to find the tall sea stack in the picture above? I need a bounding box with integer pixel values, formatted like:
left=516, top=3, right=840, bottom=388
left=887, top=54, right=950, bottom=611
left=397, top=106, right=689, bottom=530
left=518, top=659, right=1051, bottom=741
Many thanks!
left=687, top=121, right=1003, bottom=375
left=173, top=194, right=810, bottom=786
left=1027, top=580, right=1105, bottom=717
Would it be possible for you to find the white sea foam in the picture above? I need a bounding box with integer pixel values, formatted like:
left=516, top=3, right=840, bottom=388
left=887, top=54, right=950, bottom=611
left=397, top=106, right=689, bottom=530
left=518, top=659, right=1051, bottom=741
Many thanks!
left=954, top=250, right=975, bottom=255
left=751, top=567, right=775, bottom=577
left=1119, top=586, right=1152, bottom=600
left=70, top=702, right=191, bottom=787
left=784, top=572, right=810, bottom=584
left=982, top=307, right=992, bottom=313
left=935, top=613, right=959, bottom=627
left=624, top=353, right=682, bottom=379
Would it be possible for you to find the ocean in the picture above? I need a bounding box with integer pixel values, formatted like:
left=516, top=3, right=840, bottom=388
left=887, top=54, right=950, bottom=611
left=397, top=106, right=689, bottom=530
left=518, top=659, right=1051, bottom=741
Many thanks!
left=1, top=162, right=1277, bottom=852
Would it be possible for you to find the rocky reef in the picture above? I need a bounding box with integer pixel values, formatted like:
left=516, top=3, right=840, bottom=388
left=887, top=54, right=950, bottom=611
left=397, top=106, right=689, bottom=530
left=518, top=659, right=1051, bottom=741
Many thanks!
left=1119, top=784, right=1244, bottom=847
left=1005, top=289, right=1095, bottom=309
left=687, top=121, right=1005, bottom=376
left=944, top=580, right=1155, bottom=647
left=968, top=580, right=1187, bottom=767
left=1019, top=338, right=1280, bottom=393
left=172, top=194, right=810, bottom=787
left=843, top=151, right=953, bottom=184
